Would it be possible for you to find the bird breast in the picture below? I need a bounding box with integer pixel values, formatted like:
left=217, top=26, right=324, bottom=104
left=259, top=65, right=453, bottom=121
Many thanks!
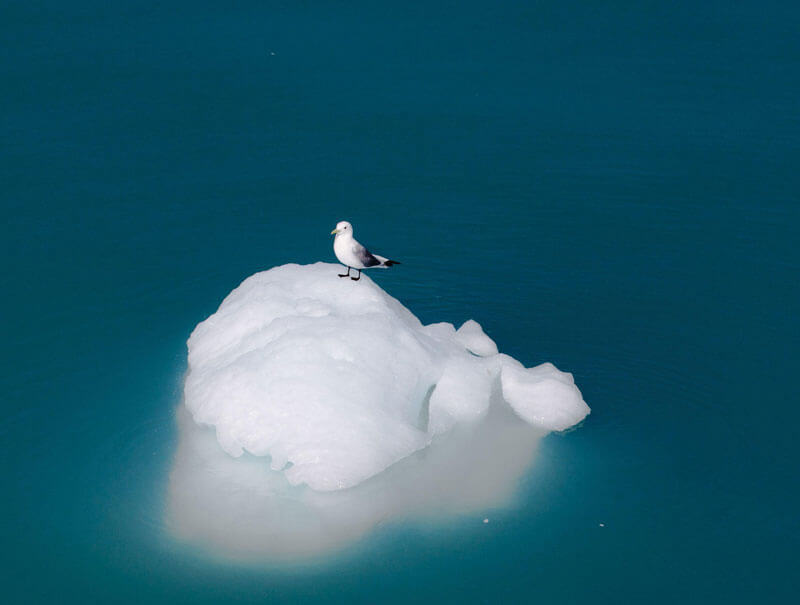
left=334, top=235, right=363, bottom=268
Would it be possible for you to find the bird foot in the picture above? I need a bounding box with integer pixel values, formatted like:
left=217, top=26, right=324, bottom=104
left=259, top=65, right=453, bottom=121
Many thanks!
left=338, top=273, right=348, bottom=278
left=350, top=276, right=360, bottom=281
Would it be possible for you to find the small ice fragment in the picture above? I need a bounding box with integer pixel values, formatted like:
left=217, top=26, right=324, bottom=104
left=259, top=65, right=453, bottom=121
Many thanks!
left=483, top=518, right=489, bottom=524
left=500, top=361, right=590, bottom=431
left=454, top=319, right=498, bottom=356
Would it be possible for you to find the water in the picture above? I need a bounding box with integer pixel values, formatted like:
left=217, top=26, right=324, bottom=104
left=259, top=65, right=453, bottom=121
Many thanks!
left=3, top=1, right=798, bottom=602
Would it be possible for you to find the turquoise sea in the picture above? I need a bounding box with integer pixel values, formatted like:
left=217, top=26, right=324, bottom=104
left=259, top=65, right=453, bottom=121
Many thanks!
left=3, top=1, right=798, bottom=602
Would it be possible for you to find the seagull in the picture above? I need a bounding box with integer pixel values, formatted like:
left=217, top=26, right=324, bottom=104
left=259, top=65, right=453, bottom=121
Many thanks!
left=330, top=221, right=400, bottom=281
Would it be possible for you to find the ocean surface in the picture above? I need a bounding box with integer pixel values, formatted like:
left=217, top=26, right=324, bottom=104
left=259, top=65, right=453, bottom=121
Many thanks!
left=3, top=1, right=798, bottom=602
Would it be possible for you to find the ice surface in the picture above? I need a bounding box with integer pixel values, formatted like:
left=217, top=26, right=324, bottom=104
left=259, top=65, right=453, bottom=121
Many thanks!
left=183, top=263, right=589, bottom=492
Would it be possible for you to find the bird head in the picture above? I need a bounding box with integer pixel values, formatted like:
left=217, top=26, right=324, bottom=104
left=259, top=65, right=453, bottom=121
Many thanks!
left=331, top=221, right=353, bottom=235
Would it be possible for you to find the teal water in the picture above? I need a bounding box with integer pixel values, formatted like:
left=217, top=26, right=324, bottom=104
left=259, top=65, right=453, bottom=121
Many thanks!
left=3, top=1, right=798, bottom=602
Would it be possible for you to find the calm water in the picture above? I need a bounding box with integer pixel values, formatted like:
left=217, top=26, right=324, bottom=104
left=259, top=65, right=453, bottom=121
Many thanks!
left=3, top=1, right=798, bottom=602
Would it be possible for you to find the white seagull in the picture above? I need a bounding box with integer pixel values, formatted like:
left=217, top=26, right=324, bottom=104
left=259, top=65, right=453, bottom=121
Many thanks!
left=330, top=220, right=400, bottom=281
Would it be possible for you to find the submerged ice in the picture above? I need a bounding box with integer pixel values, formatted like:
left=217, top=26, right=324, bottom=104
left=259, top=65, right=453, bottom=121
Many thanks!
left=183, top=263, right=590, bottom=493
left=168, top=398, right=547, bottom=560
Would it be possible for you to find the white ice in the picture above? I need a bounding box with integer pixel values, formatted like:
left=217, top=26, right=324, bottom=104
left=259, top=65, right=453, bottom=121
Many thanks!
left=183, top=262, right=590, bottom=493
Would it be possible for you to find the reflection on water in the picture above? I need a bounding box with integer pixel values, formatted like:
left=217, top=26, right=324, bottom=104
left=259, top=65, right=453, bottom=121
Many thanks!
left=166, top=393, right=547, bottom=562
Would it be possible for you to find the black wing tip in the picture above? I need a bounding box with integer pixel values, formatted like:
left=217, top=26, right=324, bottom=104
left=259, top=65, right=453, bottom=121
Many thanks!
left=383, top=260, right=401, bottom=267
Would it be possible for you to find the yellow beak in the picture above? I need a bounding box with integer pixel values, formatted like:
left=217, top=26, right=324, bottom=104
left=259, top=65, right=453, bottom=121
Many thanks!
left=331, top=228, right=340, bottom=234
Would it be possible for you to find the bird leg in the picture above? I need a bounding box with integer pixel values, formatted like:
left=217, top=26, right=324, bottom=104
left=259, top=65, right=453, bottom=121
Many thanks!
left=351, top=269, right=362, bottom=281
left=338, top=266, right=351, bottom=278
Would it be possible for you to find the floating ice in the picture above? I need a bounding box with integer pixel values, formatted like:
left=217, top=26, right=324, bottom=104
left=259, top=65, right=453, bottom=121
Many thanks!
left=183, top=263, right=590, bottom=493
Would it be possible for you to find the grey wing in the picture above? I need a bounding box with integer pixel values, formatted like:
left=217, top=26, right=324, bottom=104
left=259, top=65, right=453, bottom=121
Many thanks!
left=353, top=242, right=382, bottom=267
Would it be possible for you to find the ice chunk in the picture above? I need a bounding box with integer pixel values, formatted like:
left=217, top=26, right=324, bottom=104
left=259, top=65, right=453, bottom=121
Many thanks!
left=427, top=356, right=494, bottom=435
left=500, top=361, right=590, bottom=431
left=183, top=263, right=589, bottom=492
left=454, top=319, right=499, bottom=356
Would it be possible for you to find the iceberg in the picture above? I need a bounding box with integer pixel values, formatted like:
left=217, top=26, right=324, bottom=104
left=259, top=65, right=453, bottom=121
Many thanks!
left=182, top=263, right=590, bottom=492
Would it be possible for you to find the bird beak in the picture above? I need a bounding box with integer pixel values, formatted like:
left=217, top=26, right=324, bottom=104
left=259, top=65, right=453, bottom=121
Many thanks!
left=331, top=228, right=340, bottom=234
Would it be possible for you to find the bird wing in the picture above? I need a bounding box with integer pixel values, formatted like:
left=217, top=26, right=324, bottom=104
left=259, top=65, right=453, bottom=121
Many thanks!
left=352, top=241, right=382, bottom=267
